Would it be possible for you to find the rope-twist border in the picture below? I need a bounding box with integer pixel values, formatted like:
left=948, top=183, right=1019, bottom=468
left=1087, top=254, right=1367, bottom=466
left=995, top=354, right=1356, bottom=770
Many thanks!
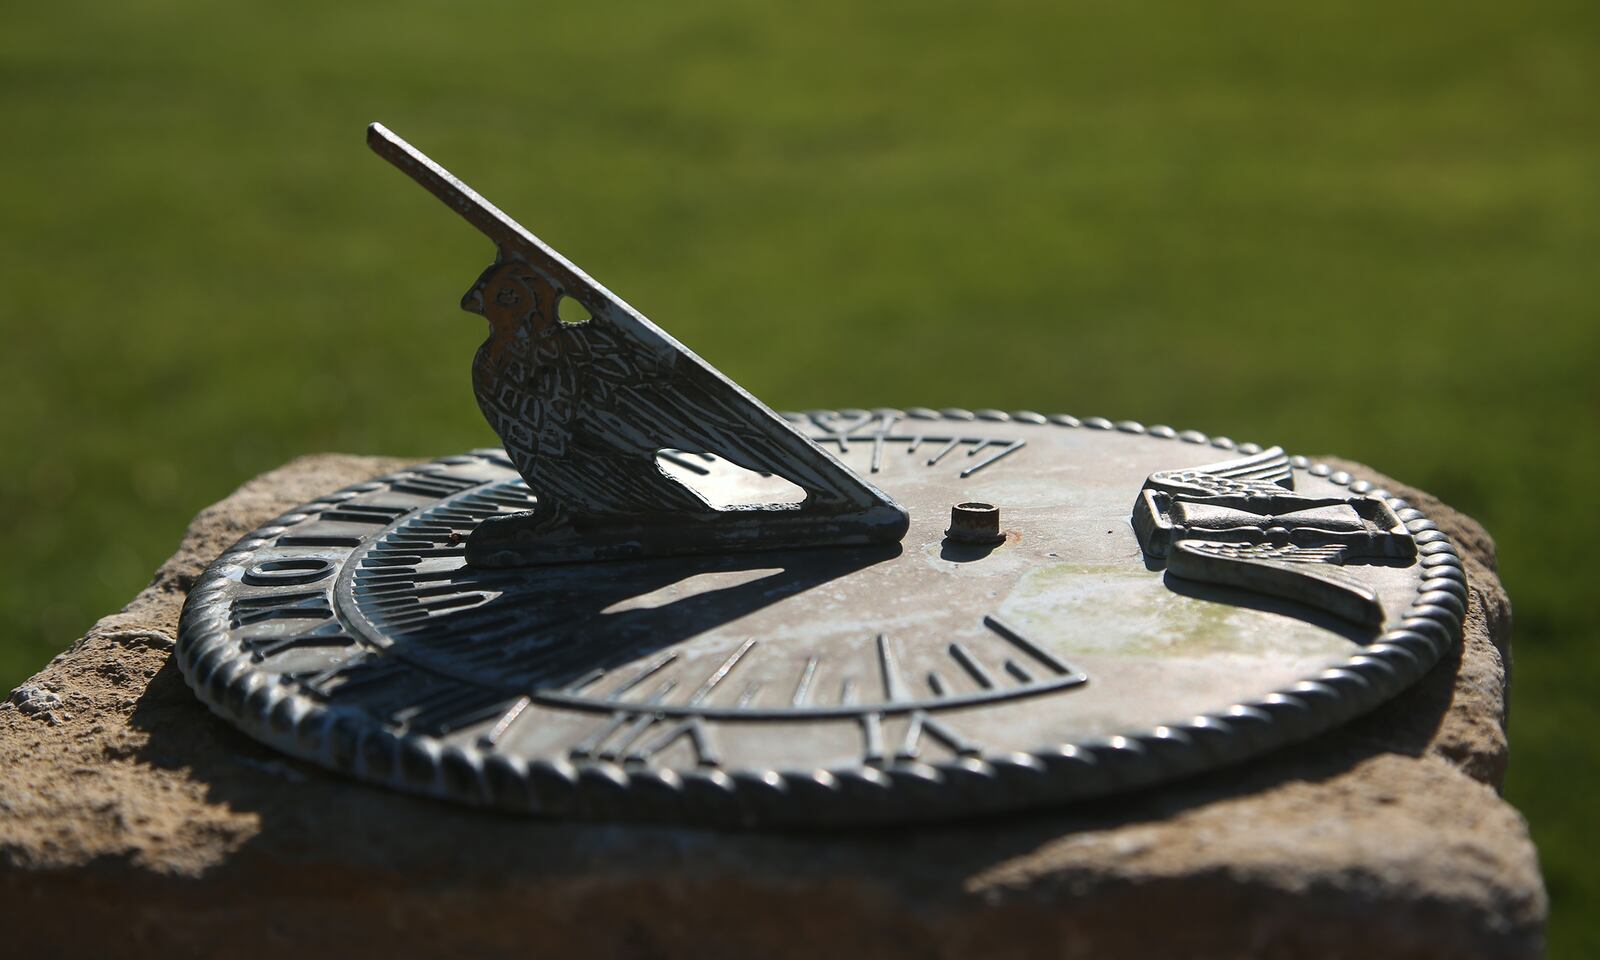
left=176, top=409, right=1465, bottom=826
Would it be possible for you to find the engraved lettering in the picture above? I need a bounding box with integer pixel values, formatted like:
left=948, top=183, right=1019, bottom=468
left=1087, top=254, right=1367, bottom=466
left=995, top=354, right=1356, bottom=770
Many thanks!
left=231, top=591, right=333, bottom=627
left=243, top=557, right=337, bottom=587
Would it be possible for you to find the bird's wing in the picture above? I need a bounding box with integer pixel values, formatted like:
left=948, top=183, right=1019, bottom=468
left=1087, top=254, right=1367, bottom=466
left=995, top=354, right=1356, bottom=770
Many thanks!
left=1168, top=539, right=1384, bottom=626
left=572, top=308, right=879, bottom=506
left=1146, top=446, right=1295, bottom=499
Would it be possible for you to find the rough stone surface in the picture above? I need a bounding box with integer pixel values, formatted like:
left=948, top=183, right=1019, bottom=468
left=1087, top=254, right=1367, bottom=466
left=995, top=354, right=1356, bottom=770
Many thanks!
left=0, top=453, right=1546, bottom=959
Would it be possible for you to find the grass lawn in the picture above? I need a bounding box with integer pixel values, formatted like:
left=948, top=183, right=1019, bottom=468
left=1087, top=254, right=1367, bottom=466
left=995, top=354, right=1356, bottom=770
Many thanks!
left=3, top=1, right=1595, bottom=952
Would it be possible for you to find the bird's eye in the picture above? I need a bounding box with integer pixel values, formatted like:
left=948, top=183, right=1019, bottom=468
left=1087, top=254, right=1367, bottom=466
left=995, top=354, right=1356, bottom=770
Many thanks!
left=556, top=295, right=593, bottom=326
left=495, top=287, right=521, bottom=306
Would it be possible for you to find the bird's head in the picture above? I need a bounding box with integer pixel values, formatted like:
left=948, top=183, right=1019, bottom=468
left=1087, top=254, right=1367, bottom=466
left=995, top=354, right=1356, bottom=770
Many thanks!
left=461, top=261, right=545, bottom=336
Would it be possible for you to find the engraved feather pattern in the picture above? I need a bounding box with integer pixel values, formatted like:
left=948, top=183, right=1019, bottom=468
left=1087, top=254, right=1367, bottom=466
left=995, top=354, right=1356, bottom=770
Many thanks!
left=1133, top=445, right=1411, bottom=626
left=467, top=258, right=885, bottom=520
left=1146, top=446, right=1295, bottom=499
left=1169, top=540, right=1383, bottom=626
left=368, top=121, right=907, bottom=563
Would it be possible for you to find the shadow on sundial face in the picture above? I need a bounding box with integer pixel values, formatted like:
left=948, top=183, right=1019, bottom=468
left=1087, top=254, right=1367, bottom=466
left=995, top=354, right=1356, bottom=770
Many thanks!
left=352, top=545, right=899, bottom=698
left=140, top=401, right=1477, bottom=835
left=148, top=414, right=1473, bottom=832
left=1157, top=574, right=1375, bottom=648
left=325, top=422, right=1425, bottom=739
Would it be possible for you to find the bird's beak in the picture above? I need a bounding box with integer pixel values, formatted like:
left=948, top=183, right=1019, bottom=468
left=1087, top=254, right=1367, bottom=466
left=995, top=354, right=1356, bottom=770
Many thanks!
left=460, top=261, right=502, bottom=317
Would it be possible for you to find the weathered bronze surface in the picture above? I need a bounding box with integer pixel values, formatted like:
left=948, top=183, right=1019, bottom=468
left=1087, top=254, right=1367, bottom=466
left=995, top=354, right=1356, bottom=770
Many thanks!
left=172, top=127, right=1464, bottom=825
left=177, top=420, right=1462, bottom=825
left=1131, top=446, right=1418, bottom=626
left=367, top=124, right=906, bottom=567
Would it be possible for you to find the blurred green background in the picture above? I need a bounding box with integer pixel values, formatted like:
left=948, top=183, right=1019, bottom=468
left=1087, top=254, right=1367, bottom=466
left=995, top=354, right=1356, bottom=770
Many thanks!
left=2, top=0, right=1594, bottom=951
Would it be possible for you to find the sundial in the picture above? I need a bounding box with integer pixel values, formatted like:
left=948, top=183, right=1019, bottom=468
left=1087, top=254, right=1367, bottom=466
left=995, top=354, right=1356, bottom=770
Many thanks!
left=176, top=124, right=1466, bottom=825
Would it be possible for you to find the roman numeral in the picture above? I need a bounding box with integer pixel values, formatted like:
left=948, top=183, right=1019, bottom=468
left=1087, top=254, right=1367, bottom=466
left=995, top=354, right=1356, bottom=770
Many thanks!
left=896, top=710, right=979, bottom=760
left=389, top=471, right=479, bottom=498
left=564, top=707, right=718, bottom=769
left=242, top=619, right=355, bottom=662
left=628, top=717, right=718, bottom=767
left=860, top=709, right=981, bottom=765
left=288, top=653, right=514, bottom=735
left=568, top=712, right=717, bottom=768
left=317, top=502, right=413, bottom=525
left=243, top=557, right=337, bottom=587
left=231, top=590, right=333, bottom=627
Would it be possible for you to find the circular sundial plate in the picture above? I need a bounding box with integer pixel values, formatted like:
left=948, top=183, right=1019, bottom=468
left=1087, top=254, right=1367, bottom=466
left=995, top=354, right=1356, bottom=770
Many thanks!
left=177, top=411, right=1464, bottom=825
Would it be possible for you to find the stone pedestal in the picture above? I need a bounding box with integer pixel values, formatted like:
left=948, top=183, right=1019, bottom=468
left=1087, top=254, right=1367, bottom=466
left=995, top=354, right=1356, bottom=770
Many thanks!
left=0, top=455, right=1546, bottom=959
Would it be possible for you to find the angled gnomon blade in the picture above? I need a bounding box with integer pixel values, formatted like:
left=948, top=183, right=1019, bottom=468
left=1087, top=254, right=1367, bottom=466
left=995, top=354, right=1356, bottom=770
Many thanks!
left=367, top=123, right=908, bottom=566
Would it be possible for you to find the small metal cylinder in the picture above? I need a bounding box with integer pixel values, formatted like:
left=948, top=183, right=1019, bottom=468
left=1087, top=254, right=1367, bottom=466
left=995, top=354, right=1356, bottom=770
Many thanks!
left=945, top=501, right=1005, bottom=545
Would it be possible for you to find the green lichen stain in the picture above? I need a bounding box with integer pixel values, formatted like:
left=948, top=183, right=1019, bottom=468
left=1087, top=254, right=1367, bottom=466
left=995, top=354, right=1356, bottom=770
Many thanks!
left=1000, top=563, right=1352, bottom=661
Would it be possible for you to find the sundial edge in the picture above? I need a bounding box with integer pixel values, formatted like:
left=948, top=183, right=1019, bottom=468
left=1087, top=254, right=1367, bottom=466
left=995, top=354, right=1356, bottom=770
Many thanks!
left=175, top=409, right=1465, bottom=826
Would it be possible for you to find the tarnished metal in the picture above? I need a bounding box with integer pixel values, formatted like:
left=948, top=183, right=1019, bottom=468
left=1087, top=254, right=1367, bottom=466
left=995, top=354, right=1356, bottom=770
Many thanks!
left=170, top=127, right=1464, bottom=826
left=176, top=412, right=1462, bottom=826
left=1131, top=447, right=1417, bottom=625
left=367, top=124, right=907, bottom=567
left=944, top=502, right=1004, bottom=545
